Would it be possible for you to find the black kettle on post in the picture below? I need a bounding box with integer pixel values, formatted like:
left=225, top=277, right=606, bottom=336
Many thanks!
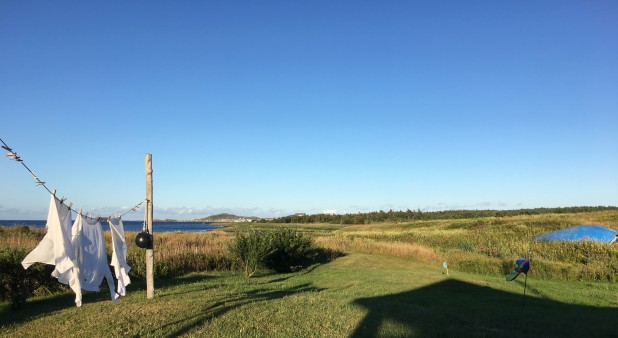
left=135, top=227, right=153, bottom=249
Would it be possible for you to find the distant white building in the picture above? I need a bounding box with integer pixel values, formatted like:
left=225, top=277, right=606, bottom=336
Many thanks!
left=323, top=209, right=337, bottom=215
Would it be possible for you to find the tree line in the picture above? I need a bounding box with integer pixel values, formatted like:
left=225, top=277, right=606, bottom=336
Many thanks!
left=260, top=206, right=618, bottom=225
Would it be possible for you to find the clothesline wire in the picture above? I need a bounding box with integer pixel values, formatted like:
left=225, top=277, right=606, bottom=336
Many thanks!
left=1, top=137, right=144, bottom=221
left=1, top=138, right=53, bottom=195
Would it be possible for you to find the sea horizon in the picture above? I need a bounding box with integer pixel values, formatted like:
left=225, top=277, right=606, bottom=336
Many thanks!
left=0, top=220, right=225, bottom=233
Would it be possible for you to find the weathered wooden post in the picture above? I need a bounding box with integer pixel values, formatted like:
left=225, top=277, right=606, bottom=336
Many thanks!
left=145, top=153, right=154, bottom=298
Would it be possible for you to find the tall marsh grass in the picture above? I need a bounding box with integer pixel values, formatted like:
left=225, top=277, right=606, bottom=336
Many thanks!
left=318, top=211, right=618, bottom=282
left=315, top=236, right=439, bottom=264
left=126, top=230, right=235, bottom=279
left=0, top=226, right=236, bottom=281
left=0, top=226, right=45, bottom=250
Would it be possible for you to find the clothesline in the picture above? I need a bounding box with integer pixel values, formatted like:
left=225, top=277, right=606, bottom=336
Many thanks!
left=1, top=137, right=144, bottom=221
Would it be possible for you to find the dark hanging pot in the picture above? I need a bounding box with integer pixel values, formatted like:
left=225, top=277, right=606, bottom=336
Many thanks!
left=135, top=231, right=153, bottom=249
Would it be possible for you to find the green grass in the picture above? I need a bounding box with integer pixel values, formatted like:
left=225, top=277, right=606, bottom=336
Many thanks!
left=2, top=211, right=618, bottom=337
left=1, top=252, right=617, bottom=337
left=316, top=211, right=618, bottom=281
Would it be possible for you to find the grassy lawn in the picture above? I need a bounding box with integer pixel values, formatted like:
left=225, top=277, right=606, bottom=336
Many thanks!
left=2, top=251, right=617, bottom=337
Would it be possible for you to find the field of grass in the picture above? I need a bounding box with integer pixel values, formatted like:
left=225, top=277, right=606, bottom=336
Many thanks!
left=1, top=210, right=618, bottom=337
left=313, top=211, right=618, bottom=282
left=1, top=253, right=616, bottom=337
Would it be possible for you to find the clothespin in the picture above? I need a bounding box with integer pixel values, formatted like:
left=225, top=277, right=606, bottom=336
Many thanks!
left=35, top=181, right=45, bottom=186
left=6, top=153, right=22, bottom=161
left=1, top=145, right=12, bottom=152
left=68, top=203, right=73, bottom=209
left=60, top=196, right=66, bottom=203
left=52, top=189, right=57, bottom=196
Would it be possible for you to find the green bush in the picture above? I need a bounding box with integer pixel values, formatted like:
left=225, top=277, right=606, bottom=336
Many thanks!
left=0, top=248, right=61, bottom=310
left=227, top=229, right=273, bottom=278
left=264, top=228, right=315, bottom=273
left=227, top=228, right=322, bottom=277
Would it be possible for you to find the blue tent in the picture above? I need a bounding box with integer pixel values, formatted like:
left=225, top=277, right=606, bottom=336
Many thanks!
left=535, top=225, right=618, bottom=243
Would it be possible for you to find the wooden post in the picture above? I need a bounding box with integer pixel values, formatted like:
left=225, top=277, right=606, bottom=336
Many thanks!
left=145, top=153, right=154, bottom=299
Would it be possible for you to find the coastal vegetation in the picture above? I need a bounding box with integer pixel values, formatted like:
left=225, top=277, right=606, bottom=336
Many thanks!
left=1, top=209, right=617, bottom=336
left=198, top=213, right=259, bottom=223
left=264, top=206, right=618, bottom=224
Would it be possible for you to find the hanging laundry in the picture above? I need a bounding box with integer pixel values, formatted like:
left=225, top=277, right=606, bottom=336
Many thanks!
left=109, top=217, right=131, bottom=296
left=22, top=194, right=83, bottom=307
left=72, top=214, right=119, bottom=303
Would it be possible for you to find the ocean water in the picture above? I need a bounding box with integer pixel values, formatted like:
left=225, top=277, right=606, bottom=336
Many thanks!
left=0, top=220, right=224, bottom=233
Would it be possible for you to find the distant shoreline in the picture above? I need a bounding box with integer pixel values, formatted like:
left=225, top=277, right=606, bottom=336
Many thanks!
left=0, top=220, right=227, bottom=233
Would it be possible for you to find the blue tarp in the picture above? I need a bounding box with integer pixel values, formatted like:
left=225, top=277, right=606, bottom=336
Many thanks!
left=535, top=225, right=618, bottom=243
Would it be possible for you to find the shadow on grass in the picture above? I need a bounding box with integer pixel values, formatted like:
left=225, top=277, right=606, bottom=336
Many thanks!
left=350, top=279, right=618, bottom=337
left=149, top=282, right=325, bottom=337
left=153, top=274, right=219, bottom=299
left=265, top=263, right=324, bottom=284
left=312, top=247, right=347, bottom=264
left=131, top=273, right=217, bottom=290
left=0, top=285, right=117, bottom=327
left=0, top=274, right=217, bottom=327
left=258, top=247, right=347, bottom=284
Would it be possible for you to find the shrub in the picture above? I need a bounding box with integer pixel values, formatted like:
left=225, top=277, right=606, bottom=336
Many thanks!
left=264, top=228, right=315, bottom=273
left=227, top=228, right=325, bottom=277
left=0, top=248, right=60, bottom=310
left=227, top=229, right=273, bottom=278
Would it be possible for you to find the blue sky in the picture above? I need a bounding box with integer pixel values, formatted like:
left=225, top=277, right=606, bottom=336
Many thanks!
left=1, top=1, right=617, bottom=220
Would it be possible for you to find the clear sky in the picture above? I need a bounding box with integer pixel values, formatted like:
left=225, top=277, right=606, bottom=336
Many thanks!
left=1, top=1, right=617, bottom=220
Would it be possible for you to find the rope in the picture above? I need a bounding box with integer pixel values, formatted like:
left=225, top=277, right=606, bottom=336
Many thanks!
left=1, top=137, right=144, bottom=221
